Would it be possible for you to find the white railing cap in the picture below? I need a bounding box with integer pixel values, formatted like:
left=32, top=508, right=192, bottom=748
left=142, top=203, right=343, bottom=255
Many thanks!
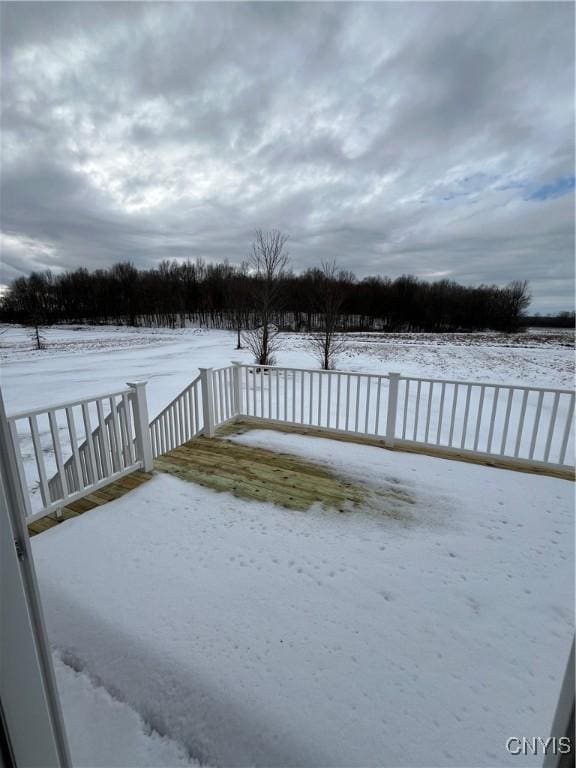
left=7, top=388, right=133, bottom=422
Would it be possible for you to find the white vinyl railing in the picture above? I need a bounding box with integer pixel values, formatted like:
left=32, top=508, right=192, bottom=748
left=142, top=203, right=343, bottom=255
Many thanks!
left=149, top=374, right=204, bottom=458
left=231, top=364, right=575, bottom=472
left=7, top=382, right=153, bottom=523
left=9, top=364, right=573, bottom=524
left=150, top=363, right=574, bottom=473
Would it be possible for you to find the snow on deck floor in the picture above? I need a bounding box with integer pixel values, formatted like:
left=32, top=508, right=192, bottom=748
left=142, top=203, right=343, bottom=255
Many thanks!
left=32, top=433, right=573, bottom=767
left=53, top=654, right=199, bottom=767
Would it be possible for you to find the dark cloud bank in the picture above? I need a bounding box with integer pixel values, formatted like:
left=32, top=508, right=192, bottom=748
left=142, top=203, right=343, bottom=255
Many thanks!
left=1, top=1, right=574, bottom=313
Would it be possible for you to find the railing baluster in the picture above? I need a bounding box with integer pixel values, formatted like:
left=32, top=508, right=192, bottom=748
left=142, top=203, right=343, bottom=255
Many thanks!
left=265, top=367, right=270, bottom=418
left=219, top=370, right=225, bottom=423
left=188, top=387, right=198, bottom=440
left=336, top=373, right=341, bottom=430
left=374, top=377, right=382, bottom=435
left=194, top=382, right=200, bottom=434
left=354, top=375, right=361, bottom=432
left=460, top=385, right=472, bottom=450
left=473, top=386, right=486, bottom=451
left=559, top=393, right=575, bottom=465
left=514, top=389, right=529, bottom=458
left=448, top=384, right=459, bottom=448
left=66, top=406, right=83, bottom=491
left=412, top=380, right=422, bottom=441
left=309, top=372, right=314, bottom=424
left=499, top=389, right=514, bottom=456
left=364, top=376, right=371, bottom=434
left=178, top=395, right=185, bottom=443
left=48, top=410, right=68, bottom=499
left=276, top=369, right=280, bottom=421
left=528, top=391, right=545, bottom=461
left=159, top=414, right=166, bottom=455
left=155, top=421, right=161, bottom=457
left=29, top=415, right=50, bottom=506
left=436, top=382, right=446, bottom=444
left=318, top=373, right=323, bottom=426
left=116, top=400, right=128, bottom=466
left=543, top=392, right=561, bottom=463
left=225, top=369, right=230, bottom=420
left=424, top=382, right=433, bottom=443
left=81, top=403, right=98, bottom=482
left=168, top=405, right=176, bottom=451
left=345, top=374, right=351, bottom=431
left=183, top=387, right=190, bottom=440
left=402, top=379, right=410, bottom=440
left=121, top=393, right=136, bottom=464
left=174, top=402, right=181, bottom=446
left=486, top=386, right=500, bottom=454
left=258, top=368, right=263, bottom=418
left=292, top=370, right=296, bottom=421
left=108, top=396, right=123, bottom=470
left=300, top=370, right=305, bottom=423
left=327, top=373, right=333, bottom=429
left=96, top=399, right=112, bottom=477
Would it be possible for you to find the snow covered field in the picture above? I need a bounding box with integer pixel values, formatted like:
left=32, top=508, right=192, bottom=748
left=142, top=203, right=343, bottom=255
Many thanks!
left=1, top=324, right=573, bottom=419
left=32, top=431, right=573, bottom=767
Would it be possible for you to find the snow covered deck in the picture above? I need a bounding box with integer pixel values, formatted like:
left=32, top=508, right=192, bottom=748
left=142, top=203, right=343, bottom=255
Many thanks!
left=28, top=425, right=370, bottom=537
left=31, top=429, right=573, bottom=767
left=28, top=415, right=574, bottom=540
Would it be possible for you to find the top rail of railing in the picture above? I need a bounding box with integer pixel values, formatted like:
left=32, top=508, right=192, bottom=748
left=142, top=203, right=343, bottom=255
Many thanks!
left=7, top=388, right=133, bottom=422
left=233, top=363, right=574, bottom=395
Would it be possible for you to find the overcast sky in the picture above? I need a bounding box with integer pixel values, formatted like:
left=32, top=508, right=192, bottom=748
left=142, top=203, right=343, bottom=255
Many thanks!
left=1, top=2, right=574, bottom=312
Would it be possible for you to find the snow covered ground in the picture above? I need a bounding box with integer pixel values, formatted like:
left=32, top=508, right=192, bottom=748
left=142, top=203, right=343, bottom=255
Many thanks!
left=1, top=324, right=573, bottom=420
left=32, top=431, right=573, bottom=767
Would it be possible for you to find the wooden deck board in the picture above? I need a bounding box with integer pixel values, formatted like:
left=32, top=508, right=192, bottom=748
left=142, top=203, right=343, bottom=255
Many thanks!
left=29, top=416, right=572, bottom=538
left=154, top=436, right=365, bottom=511
left=27, top=470, right=154, bottom=537
left=218, top=419, right=575, bottom=481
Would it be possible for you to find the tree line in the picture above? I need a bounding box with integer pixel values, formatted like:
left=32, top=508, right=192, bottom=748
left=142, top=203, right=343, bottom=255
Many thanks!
left=0, top=257, right=531, bottom=340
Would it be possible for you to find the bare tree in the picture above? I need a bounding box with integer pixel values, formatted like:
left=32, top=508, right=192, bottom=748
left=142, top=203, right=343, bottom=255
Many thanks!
left=501, top=280, right=531, bottom=332
left=226, top=262, right=251, bottom=350
left=243, top=229, right=289, bottom=366
left=29, top=319, right=46, bottom=350
left=308, top=261, right=347, bottom=369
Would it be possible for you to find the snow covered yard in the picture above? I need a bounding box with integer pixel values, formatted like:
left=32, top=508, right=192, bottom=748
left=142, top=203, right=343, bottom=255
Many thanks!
left=31, top=431, right=573, bottom=767
left=1, top=324, right=573, bottom=419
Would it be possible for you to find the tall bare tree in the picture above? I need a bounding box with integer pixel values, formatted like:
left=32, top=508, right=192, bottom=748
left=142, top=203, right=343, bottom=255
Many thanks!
left=308, top=261, right=348, bottom=369
left=502, top=280, right=531, bottom=332
left=243, top=229, right=289, bottom=366
left=226, top=262, right=251, bottom=350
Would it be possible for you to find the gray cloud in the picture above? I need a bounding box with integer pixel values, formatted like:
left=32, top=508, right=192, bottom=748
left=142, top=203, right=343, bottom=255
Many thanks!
left=1, top=1, right=574, bottom=312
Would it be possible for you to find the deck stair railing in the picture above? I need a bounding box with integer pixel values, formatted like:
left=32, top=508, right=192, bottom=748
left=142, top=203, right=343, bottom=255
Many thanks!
left=149, top=373, right=204, bottom=457
left=47, top=396, right=133, bottom=502
left=7, top=382, right=153, bottom=523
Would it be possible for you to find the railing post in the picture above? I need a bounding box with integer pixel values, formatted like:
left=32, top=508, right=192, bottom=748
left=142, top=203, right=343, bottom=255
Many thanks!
left=385, top=372, right=401, bottom=448
left=231, top=361, right=243, bottom=418
left=199, top=368, right=215, bottom=437
left=6, top=419, right=33, bottom=521
left=127, top=381, right=154, bottom=472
